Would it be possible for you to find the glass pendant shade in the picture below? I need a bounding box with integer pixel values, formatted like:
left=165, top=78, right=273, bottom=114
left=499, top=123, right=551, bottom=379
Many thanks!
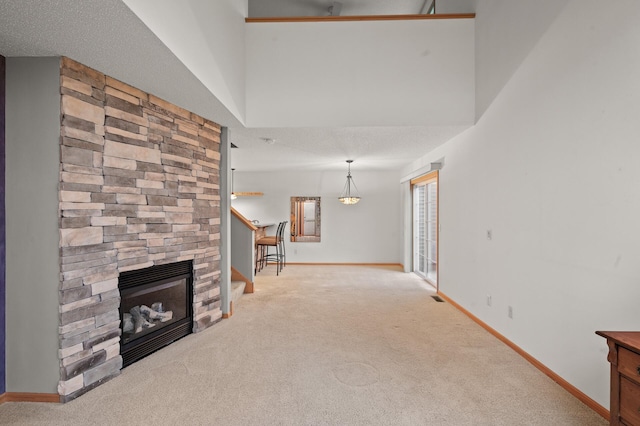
left=339, top=160, right=361, bottom=205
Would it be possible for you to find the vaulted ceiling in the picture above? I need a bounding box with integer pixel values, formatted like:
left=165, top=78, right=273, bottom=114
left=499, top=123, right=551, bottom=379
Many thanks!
left=0, top=0, right=476, bottom=172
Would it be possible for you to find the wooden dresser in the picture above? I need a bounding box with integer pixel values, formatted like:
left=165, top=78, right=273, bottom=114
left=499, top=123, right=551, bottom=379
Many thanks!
left=597, top=331, right=640, bottom=425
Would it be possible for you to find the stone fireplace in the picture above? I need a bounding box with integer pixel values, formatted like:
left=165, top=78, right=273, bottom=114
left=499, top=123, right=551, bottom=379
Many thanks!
left=57, top=58, right=222, bottom=402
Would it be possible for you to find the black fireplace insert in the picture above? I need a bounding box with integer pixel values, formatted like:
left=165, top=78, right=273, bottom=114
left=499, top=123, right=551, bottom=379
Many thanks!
left=119, top=260, right=193, bottom=367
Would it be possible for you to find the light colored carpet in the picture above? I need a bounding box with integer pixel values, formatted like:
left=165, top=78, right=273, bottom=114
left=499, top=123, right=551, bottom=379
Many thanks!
left=0, top=265, right=606, bottom=425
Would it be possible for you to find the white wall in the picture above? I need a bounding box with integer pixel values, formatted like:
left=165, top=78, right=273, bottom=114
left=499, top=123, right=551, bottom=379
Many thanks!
left=474, top=0, right=569, bottom=119
left=123, top=0, right=248, bottom=123
left=436, top=0, right=476, bottom=14
left=6, top=57, right=61, bottom=393
left=402, top=0, right=640, bottom=408
left=232, top=170, right=402, bottom=264
left=245, top=18, right=474, bottom=128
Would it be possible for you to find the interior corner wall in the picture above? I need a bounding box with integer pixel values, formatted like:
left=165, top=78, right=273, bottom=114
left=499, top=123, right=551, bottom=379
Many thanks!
left=5, top=57, right=61, bottom=393
left=0, top=54, right=6, bottom=396
left=122, top=0, right=247, bottom=123
left=400, top=180, right=412, bottom=273
left=231, top=170, right=402, bottom=264
left=474, top=0, right=569, bottom=120
left=402, top=0, right=640, bottom=408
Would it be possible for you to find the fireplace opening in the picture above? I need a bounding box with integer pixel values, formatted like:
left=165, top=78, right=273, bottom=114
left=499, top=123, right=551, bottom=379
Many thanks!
left=119, top=260, right=193, bottom=367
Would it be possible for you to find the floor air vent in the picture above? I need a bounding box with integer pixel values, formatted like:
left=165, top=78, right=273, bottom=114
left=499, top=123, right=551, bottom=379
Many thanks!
left=431, top=295, right=445, bottom=303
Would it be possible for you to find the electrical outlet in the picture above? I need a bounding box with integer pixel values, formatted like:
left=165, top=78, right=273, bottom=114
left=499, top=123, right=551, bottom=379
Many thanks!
left=508, top=306, right=513, bottom=319
left=486, top=295, right=492, bottom=306
left=486, top=229, right=492, bottom=240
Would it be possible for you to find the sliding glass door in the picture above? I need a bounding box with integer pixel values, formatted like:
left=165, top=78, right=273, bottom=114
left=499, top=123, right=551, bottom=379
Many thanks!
left=412, top=172, right=438, bottom=286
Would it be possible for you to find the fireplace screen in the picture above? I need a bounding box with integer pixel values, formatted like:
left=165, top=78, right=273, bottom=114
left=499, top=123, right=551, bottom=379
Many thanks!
left=119, top=261, right=193, bottom=367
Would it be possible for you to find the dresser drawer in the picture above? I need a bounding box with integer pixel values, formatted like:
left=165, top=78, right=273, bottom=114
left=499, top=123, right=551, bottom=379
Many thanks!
left=620, top=376, right=640, bottom=426
left=619, top=347, right=640, bottom=384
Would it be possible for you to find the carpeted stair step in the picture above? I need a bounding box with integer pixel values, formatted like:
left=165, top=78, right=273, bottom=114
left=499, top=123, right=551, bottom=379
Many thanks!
left=231, top=280, right=246, bottom=307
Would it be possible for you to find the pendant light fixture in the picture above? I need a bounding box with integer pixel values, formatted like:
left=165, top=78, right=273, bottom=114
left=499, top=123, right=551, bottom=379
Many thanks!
left=339, top=160, right=361, bottom=205
left=230, top=168, right=237, bottom=200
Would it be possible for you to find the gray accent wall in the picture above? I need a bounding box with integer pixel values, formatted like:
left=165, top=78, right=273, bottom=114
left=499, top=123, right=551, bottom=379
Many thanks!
left=5, top=57, right=61, bottom=393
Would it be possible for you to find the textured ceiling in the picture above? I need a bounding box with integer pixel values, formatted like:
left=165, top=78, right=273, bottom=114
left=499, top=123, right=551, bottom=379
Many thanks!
left=229, top=126, right=468, bottom=171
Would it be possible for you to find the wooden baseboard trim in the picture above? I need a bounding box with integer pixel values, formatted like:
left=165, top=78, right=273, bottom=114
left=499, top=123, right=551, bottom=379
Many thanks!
left=222, top=301, right=233, bottom=319
left=0, top=392, right=60, bottom=404
left=437, top=291, right=609, bottom=420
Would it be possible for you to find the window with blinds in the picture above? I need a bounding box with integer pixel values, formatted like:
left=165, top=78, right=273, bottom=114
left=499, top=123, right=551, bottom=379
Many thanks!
left=411, top=171, right=438, bottom=285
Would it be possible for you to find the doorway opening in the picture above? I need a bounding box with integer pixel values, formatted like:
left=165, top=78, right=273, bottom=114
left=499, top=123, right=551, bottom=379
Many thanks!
left=412, top=171, right=438, bottom=288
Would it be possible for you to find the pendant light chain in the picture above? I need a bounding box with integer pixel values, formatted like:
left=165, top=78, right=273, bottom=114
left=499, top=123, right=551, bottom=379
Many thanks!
left=339, top=160, right=361, bottom=205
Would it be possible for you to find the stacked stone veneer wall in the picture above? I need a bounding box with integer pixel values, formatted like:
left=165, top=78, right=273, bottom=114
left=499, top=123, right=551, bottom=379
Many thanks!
left=57, top=58, right=222, bottom=401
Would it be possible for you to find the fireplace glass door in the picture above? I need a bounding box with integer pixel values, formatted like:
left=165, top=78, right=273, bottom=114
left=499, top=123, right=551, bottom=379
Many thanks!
left=119, top=261, right=193, bottom=367
left=120, top=277, right=188, bottom=345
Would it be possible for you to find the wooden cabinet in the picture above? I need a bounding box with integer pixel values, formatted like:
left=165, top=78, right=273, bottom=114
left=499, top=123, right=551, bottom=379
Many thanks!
left=597, top=331, right=640, bottom=425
